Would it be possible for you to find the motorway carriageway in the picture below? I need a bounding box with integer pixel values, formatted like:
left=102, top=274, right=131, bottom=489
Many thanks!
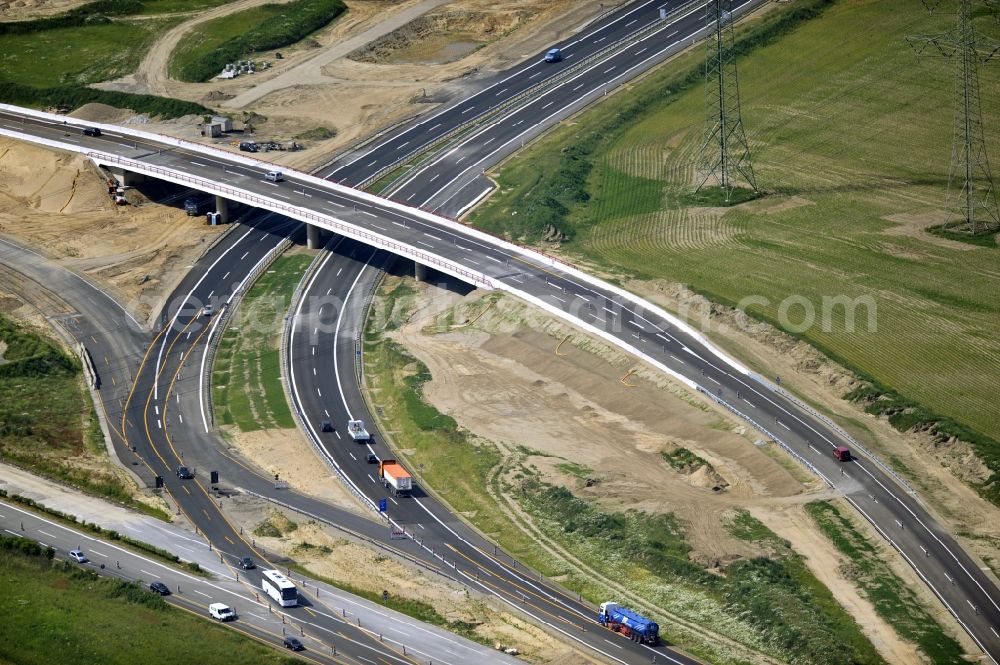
left=2, top=100, right=998, bottom=662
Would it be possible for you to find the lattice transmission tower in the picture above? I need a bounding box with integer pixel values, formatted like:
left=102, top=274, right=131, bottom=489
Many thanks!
left=695, top=0, right=757, bottom=201
left=908, top=0, right=1000, bottom=234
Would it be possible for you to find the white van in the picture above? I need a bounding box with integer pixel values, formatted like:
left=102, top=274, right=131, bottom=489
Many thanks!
left=265, top=170, right=283, bottom=182
left=209, top=602, right=236, bottom=621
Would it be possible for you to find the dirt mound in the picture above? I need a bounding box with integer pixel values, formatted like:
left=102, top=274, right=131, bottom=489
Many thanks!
left=68, top=103, right=135, bottom=123
left=0, top=139, right=225, bottom=323
left=349, top=9, right=535, bottom=64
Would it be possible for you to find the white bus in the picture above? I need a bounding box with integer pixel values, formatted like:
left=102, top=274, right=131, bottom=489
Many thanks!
left=261, top=569, right=298, bottom=607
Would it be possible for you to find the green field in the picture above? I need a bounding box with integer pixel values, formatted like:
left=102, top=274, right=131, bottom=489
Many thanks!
left=470, top=0, right=1000, bottom=489
left=0, top=19, right=174, bottom=87
left=213, top=254, right=310, bottom=431
left=0, top=537, right=293, bottom=665
left=362, top=281, right=882, bottom=664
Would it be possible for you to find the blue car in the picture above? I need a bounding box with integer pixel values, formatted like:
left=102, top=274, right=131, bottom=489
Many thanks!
left=544, top=48, right=562, bottom=62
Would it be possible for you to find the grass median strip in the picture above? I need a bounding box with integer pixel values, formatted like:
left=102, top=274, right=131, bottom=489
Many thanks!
left=213, top=253, right=311, bottom=432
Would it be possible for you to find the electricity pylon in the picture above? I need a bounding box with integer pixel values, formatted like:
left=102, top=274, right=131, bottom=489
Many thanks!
left=696, top=0, right=757, bottom=202
left=908, top=0, right=1000, bottom=234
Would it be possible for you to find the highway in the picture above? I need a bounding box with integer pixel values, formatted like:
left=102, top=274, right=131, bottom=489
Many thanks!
left=3, top=95, right=1000, bottom=662
left=0, top=0, right=997, bottom=660
left=328, top=0, right=762, bottom=216
left=0, top=494, right=519, bottom=665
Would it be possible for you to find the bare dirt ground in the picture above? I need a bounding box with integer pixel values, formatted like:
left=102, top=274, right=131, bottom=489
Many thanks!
left=0, top=0, right=85, bottom=20
left=223, top=493, right=596, bottom=663
left=377, top=278, right=964, bottom=661
left=0, top=138, right=226, bottom=325
left=97, top=0, right=623, bottom=171
left=222, top=428, right=370, bottom=517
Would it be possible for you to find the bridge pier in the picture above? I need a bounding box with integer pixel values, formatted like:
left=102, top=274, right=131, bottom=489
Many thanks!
left=306, top=224, right=321, bottom=249
left=414, top=262, right=428, bottom=282
left=214, top=195, right=230, bottom=224
left=105, top=166, right=145, bottom=187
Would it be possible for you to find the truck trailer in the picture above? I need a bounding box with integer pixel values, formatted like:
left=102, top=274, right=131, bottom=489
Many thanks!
left=347, top=419, right=370, bottom=441
left=598, top=602, right=659, bottom=645
left=378, top=459, right=412, bottom=496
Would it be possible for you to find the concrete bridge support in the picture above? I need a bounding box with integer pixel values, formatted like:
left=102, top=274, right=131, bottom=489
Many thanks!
left=414, top=262, right=428, bottom=282
left=105, top=166, right=145, bottom=186
left=306, top=224, right=321, bottom=249
left=215, top=195, right=230, bottom=224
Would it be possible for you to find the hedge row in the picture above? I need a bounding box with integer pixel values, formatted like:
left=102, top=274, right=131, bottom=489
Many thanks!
left=177, top=0, right=347, bottom=82
left=0, top=81, right=211, bottom=119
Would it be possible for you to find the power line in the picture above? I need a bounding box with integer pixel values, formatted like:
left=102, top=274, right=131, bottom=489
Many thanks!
left=908, top=0, right=1000, bottom=234
left=696, top=0, right=757, bottom=201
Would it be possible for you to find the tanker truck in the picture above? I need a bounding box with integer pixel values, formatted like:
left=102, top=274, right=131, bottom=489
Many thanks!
left=598, top=602, right=659, bottom=645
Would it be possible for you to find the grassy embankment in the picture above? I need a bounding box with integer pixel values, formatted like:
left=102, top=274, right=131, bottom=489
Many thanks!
left=361, top=280, right=882, bottom=665
left=468, top=0, right=1000, bottom=504
left=805, top=500, right=965, bottom=664
left=0, top=315, right=167, bottom=520
left=213, top=254, right=311, bottom=431
left=0, top=535, right=294, bottom=665
left=0, top=1, right=210, bottom=117
left=171, top=0, right=347, bottom=82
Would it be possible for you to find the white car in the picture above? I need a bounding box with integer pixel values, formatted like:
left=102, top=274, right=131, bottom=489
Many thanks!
left=264, top=170, right=284, bottom=182
left=209, top=603, right=236, bottom=621
left=69, top=548, right=88, bottom=563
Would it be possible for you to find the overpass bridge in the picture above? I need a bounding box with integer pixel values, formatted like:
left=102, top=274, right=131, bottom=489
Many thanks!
left=2, top=104, right=998, bottom=663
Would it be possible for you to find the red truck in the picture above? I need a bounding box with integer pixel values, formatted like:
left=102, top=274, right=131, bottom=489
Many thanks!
left=833, top=446, right=851, bottom=462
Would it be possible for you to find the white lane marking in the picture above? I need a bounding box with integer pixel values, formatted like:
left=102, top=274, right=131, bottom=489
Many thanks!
left=417, top=240, right=434, bottom=248
left=628, top=320, right=644, bottom=330
left=361, top=211, right=378, bottom=217
left=485, top=255, right=502, bottom=263
left=779, top=421, right=791, bottom=430
left=424, top=232, right=441, bottom=241
left=634, top=47, right=647, bottom=55
left=552, top=295, right=566, bottom=303
left=542, top=101, right=554, bottom=110
left=190, top=161, right=207, bottom=167
left=604, top=639, right=624, bottom=649
left=240, top=251, right=249, bottom=260
left=317, top=388, right=322, bottom=397
left=194, top=590, right=212, bottom=599
left=461, top=107, right=473, bottom=114
left=496, top=88, right=508, bottom=96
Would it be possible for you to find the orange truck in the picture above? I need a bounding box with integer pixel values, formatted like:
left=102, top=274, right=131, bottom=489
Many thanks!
left=378, top=459, right=412, bottom=496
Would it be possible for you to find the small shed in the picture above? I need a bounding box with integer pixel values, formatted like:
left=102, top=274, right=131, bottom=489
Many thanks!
left=211, top=115, right=233, bottom=132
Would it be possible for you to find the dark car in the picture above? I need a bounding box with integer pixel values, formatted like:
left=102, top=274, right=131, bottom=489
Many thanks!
left=82, top=126, right=102, bottom=137
left=239, top=556, right=255, bottom=570
left=149, top=581, right=170, bottom=595
left=320, top=420, right=333, bottom=432
left=283, top=637, right=304, bottom=651
left=176, top=465, right=193, bottom=479
left=365, top=453, right=379, bottom=464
